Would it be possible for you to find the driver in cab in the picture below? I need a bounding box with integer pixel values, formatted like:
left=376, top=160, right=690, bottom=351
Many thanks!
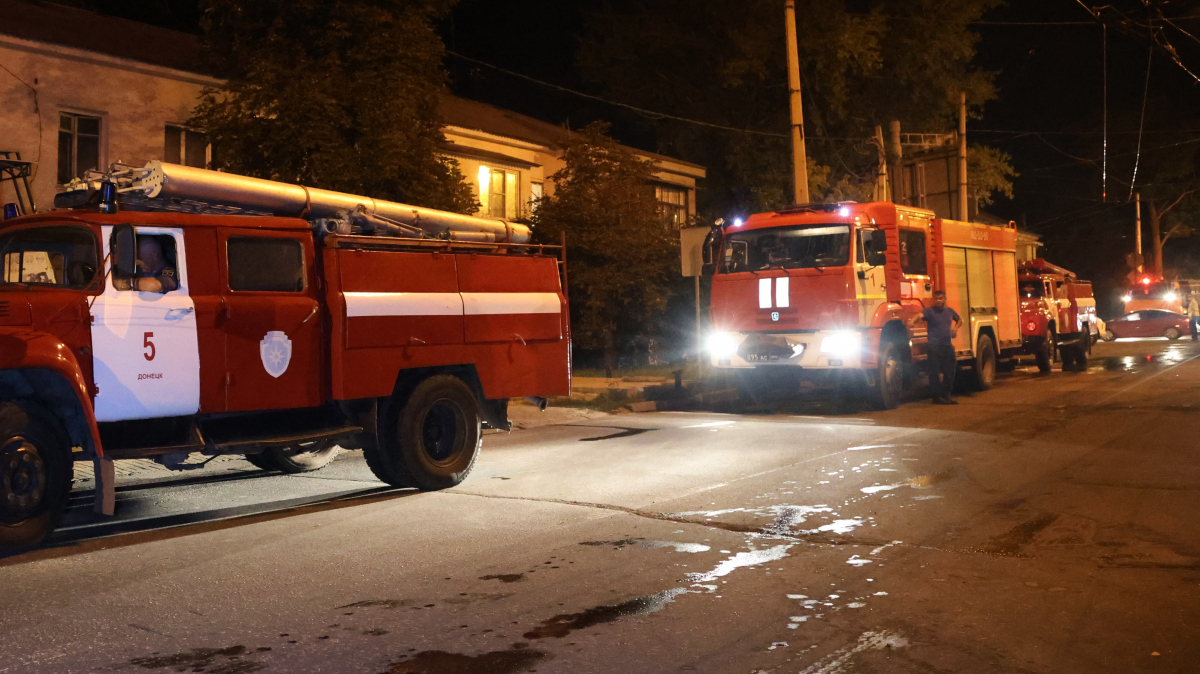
left=132, top=237, right=177, bottom=293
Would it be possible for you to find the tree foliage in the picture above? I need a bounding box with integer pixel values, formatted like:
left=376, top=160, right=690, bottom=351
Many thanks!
left=191, top=0, right=476, bottom=212
left=532, top=123, right=680, bottom=368
left=579, top=0, right=1008, bottom=215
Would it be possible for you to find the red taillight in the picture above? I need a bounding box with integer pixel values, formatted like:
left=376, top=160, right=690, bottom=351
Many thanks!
left=1026, top=321, right=1037, bottom=331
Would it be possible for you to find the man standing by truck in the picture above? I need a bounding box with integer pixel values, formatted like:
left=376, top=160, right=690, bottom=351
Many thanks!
left=1188, top=294, right=1200, bottom=342
left=921, top=290, right=963, bottom=405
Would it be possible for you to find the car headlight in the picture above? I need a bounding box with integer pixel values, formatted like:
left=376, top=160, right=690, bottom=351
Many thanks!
left=819, top=331, right=861, bottom=356
left=707, top=332, right=740, bottom=358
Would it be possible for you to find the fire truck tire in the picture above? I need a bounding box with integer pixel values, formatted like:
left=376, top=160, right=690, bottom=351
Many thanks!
left=371, top=375, right=482, bottom=490
left=972, top=335, right=997, bottom=391
left=1035, top=332, right=1055, bottom=373
left=263, top=441, right=340, bottom=474
left=0, top=401, right=73, bottom=550
left=872, top=342, right=905, bottom=410
left=1165, top=327, right=1182, bottom=340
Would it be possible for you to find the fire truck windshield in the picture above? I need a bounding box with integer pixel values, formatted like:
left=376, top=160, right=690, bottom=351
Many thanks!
left=1019, top=281, right=1044, bottom=298
left=720, top=224, right=850, bottom=273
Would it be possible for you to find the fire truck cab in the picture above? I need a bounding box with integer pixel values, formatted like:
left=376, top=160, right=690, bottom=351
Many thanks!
left=706, top=202, right=1021, bottom=409
left=0, top=162, right=570, bottom=549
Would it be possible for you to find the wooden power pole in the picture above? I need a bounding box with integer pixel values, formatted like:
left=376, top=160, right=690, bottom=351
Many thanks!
left=784, top=0, right=809, bottom=204
left=958, top=92, right=969, bottom=220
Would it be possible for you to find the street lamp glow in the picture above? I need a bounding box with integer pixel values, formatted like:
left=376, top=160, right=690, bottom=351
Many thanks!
left=1164, top=291, right=1178, bottom=302
left=733, top=217, right=743, bottom=227
left=1122, top=294, right=1133, bottom=303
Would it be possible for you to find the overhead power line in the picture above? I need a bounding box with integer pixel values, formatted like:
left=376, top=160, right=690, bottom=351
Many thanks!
left=445, top=51, right=789, bottom=139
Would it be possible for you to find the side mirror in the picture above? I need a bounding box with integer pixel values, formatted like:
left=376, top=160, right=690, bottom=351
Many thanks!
left=701, top=262, right=715, bottom=276
left=110, top=224, right=136, bottom=279
left=870, top=229, right=888, bottom=253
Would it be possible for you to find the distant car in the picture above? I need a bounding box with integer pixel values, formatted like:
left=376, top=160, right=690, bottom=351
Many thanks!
left=1103, top=310, right=1190, bottom=340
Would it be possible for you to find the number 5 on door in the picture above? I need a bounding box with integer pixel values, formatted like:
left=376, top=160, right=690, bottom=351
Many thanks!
left=144, top=332, right=155, bottom=361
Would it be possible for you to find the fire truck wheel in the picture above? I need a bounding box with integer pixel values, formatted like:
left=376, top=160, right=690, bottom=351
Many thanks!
left=0, top=401, right=73, bottom=550
left=1035, top=332, right=1055, bottom=373
left=873, top=342, right=905, bottom=410
left=264, top=441, right=340, bottom=474
left=1165, top=327, right=1182, bottom=340
left=372, top=375, right=482, bottom=490
left=973, top=336, right=997, bottom=391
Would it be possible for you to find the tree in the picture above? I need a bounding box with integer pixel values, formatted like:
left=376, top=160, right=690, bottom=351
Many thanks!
left=190, top=0, right=476, bottom=213
left=532, top=123, right=680, bottom=370
left=579, top=0, right=1006, bottom=216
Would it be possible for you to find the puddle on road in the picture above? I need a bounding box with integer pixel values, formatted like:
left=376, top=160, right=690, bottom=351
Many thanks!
left=1099, top=349, right=1191, bottom=373
left=522, top=588, right=689, bottom=639
left=978, top=513, right=1059, bottom=555
left=128, top=645, right=265, bottom=673
left=643, top=540, right=711, bottom=553
left=338, top=599, right=414, bottom=610
left=578, top=538, right=644, bottom=549
left=384, top=646, right=547, bottom=674
left=479, top=574, right=524, bottom=583
left=686, top=545, right=793, bottom=582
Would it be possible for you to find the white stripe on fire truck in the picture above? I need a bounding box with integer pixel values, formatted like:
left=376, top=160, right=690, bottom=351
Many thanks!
left=343, top=292, right=560, bottom=317
left=461, top=292, right=560, bottom=315
left=344, top=292, right=463, bottom=317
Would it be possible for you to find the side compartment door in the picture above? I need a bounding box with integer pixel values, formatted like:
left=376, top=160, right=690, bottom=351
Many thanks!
left=91, top=226, right=200, bottom=422
left=942, top=247, right=970, bottom=352
left=218, top=230, right=324, bottom=412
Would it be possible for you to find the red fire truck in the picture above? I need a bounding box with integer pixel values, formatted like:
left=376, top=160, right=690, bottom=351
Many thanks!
left=1017, top=259, right=1096, bottom=372
left=0, top=161, right=570, bottom=549
left=706, top=202, right=1021, bottom=409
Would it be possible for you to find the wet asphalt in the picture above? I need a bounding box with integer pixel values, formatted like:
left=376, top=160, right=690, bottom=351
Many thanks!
left=3, top=337, right=1200, bottom=673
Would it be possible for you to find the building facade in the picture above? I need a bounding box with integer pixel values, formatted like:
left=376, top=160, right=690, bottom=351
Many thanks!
left=0, top=0, right=704, bottom=221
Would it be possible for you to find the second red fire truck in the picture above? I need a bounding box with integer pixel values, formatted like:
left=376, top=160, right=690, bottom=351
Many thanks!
left=706, top=201, right=1022, bottom=408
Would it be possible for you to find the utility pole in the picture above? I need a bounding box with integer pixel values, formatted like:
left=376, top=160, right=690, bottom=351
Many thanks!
left=784, top=0, right=809, bottom=204
left=958, top=92, right=969, bottom=221
left=874, top=125, right=889, bottom=202
left=888, top=120, right=903, bottom=203
left=1135, top=191, right=1143, bottom=273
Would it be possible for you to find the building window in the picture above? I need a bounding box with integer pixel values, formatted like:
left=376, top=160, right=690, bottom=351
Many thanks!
left=530, top=181, right=544, bottom=213
left=655, top=184, right=689, bottom=227
left=57, top=113, right=101, bottom=184
left=477, top=166, right=518, bottom=220
left=165, top=125, right=210, bottom=168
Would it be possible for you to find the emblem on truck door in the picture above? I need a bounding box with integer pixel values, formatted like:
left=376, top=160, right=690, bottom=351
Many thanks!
left=260, top=331, right=293, bottom=378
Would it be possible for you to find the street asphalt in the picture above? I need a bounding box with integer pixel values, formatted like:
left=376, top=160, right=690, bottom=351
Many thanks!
left=2, top=337, right=1199, bottom=673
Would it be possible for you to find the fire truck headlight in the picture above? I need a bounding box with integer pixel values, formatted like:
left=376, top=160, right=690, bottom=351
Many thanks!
left=1122, top=294, right=1133, bottom=303
left=820, top=331, right=861, bottom=356
left=1165, top=291, right=1178, bottom=302
left=707, top=332, right=740, bottom=358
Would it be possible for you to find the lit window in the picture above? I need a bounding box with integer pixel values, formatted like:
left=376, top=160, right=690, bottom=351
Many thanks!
left=477, top=166, right=519, bottom=219
left=655, top=184, right=689, bottom=227
left=165, top=124, right=211, bottom=168
left=57, top=113, right=101, bottom=183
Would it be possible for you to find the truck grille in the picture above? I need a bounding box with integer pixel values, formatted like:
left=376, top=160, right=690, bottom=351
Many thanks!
left=0, top=301, right=9, bottom=318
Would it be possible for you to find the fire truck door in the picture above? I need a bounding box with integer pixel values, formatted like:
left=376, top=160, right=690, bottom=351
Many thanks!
left=91, top=226, right=201, bottom=422
left=217, top=230, right=323, bottom=412
left=855, top=228, right=887, bottom=324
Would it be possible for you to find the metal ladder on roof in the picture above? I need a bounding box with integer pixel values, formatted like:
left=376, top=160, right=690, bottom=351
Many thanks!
left=0, top=150, right=37, bottom=215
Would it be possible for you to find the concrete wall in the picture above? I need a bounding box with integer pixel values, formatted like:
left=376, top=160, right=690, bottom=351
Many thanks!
left=0, top=34, right=216, bottom=212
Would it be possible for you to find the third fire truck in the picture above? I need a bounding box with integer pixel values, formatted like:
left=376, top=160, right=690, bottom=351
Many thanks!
left=1017, top=258, right=1096, bottom=372
left=706, top=201, right=1021, bottom=409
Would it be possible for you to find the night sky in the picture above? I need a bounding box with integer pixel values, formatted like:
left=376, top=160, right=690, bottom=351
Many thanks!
left=60, top=0, right=1200, bottom=310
